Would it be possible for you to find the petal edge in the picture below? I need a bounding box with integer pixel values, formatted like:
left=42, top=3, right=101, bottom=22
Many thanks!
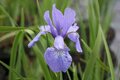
left=68, top=33, right=82, bottom=52
left=44, top=47, right=72, bottom=72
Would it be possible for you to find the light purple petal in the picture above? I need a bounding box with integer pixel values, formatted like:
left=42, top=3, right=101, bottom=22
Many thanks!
left=44, top=47, right=72, bottom=72
left=67, top=23, right=79, bottom=34
left=39, top=25, right=51, bottom=33
left=68, top=33, right=82, bottom=52
left=54, top=36, right=64, bottom=49
left=76, top=38, right=82, bottom=52
left=28, top=32, right=41, bottom=48
left=64, top=8, right=76, bottom=22
left=61, top=8, right=76, bottom=37
left=28, top=25, right=51, bottom=48
left=44, top=11, right=58, bottom=37
left=52, top=4, right=63, bottom=34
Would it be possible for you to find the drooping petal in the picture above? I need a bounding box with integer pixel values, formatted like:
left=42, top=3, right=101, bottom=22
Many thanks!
left=28, top=32, right=41, bottom=48
left=67, top=23, right=79, bottom=34
left=44, top=11, right=58, bottom=37
left=28, top=25, right=51, bottom=48
left=61, top=8, right=76, bottom=37
left=39, top=25, right=51, bottom=33
left=52, top=4, right=63, bottom=34
left=68, top=33, right=82, bottom=52
left=54, top=36, right=64, bottom=49
left=44, top=47, right=72, bottom=72
left=76, top=38, right=82, bottom=52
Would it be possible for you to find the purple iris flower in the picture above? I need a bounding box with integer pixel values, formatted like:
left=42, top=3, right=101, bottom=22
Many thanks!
left=28, top=4, right=82, bottom=72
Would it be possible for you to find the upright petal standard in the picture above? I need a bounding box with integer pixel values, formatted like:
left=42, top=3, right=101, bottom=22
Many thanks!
left=28, top=4, right=82, bottom=72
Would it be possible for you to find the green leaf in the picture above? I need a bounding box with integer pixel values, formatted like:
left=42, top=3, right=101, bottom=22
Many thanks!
left=0, top=32, right=16, bottom=42
left=82, top=26, right=102, bottom=80
left=15, top=31, right=24, bottom=77
left=72, top=64, right=78, bottom=80
left=66, top=71, right=72, bottom=80
left=0, top=60, right=24, bottom=79
left=60, top=72, right=63, bottom=80
left=9, top=31, right=24, bottom=80
left=100, top=26, right=115, bottom=80
left=0, top=26, right=25, bottom=32
left=0, top=5, right=16, bottom=26
left=20, top=8, right=25, bottom=27
left=81, top=39, right=92, bottom=53
left=88, top=0, right=96, bottom=48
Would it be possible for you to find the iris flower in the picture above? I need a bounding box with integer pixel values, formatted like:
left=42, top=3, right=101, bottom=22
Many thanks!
left=28, top=4, right=82, bottom=72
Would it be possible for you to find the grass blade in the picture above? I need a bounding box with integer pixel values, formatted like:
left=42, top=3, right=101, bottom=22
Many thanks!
left=0, top=60, right=24, bottom=79
left=9, top=31, right=24, bottom=80
left=0, top=5, right=16, bottom=26
left=100, top=26, right=115, bottom=80
left=0, top=26, right=25, bottom=32
left=82, top=26, right=102, bottom=80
